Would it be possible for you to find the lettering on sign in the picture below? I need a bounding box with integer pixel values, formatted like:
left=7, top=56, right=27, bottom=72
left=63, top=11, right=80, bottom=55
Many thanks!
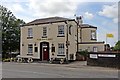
left=98, top=54, right=116, bottom=57
left=90, top=54, right=98, bottom=59
left=37, top=38, right=53, bottom=41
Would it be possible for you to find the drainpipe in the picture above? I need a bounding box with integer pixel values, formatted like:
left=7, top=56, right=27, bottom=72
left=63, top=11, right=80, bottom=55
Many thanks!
left=76, top=16, right=83, bottom=52
left=80, top=27, right=82, bottom=42
left=65, top=21, right=69, bottom=62
left=76, top=17, right=79, bottom=53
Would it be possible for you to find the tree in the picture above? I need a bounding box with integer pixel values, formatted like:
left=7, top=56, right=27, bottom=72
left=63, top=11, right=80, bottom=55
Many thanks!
left=113, top=40, right=120, bottom=51
left=0, top=5, right=25, bottom=57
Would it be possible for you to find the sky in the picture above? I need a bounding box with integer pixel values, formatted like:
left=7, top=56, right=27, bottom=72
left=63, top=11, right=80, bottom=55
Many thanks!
left=0, top=0, right=119, bottom=47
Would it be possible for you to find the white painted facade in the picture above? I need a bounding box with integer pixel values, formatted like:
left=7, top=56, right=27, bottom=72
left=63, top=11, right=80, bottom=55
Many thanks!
left=20, top=17, right=77, bottom=61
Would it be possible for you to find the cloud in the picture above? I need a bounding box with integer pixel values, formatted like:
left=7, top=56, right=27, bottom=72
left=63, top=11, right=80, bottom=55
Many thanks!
left=84, top=12, right=94, bottom=19
left=12, top=4, right=24, bottom=13
left=97, top=26, right=118, bottom=47
left=1, top=3, right=24, bottom=14
left=1, top=0, right=29, bottom=2
left=113, top=18, right=118, bottom=23
left=28, top=0, right=80, bottom=18
left=1, top=0, right=119, bottom=2
left=98, top=4, right=118, bottom=23
left=1, top=0, right=81, bottom=22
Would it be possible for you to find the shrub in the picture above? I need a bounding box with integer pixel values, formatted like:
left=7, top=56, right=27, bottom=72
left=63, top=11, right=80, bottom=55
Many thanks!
left=78, top=50, right=88, bottom=56
left=3, top=58, right=11, bottom=62
left=113, top=41, right=120, bottom=51
left=76, top=50, right=88, bottom=61
left=2, top=58, right=17, bottom=62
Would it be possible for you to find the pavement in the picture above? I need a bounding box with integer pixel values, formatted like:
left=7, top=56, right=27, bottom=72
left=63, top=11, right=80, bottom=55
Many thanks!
left=2, top=61, right=119, bottom=78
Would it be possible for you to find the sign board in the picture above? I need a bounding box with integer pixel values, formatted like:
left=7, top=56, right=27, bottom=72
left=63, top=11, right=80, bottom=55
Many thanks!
left=98, top=54, right=116, bottom=57
left=37, top=38, right=53, bottom=41
left=90, top=54, right=98, bottom=59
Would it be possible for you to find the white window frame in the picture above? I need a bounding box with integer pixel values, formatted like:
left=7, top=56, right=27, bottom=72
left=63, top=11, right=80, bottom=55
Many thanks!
left=91, top=30, right=96, bottom=40
left=93, top=47, right=98, bottom=52
left=43, top=27, right=47, bottom=37
left=28, top=44, right=33, bottom=53
left=58, top=43, right=65, bottom=54
left=28, top=28, right=33, bottom=37
left=58, top=25, right=64, bottom=36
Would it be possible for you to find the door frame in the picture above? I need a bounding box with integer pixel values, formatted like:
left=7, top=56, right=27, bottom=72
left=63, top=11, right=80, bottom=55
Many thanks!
left=40, top=42, right=49, bottom=61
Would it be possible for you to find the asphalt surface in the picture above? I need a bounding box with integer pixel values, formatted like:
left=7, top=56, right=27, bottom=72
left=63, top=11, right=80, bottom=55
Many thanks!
left=2, top=61, right=118, bottom=78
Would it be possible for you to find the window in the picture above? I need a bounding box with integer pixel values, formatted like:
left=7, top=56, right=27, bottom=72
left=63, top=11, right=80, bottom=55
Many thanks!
left=51, top=44, right=55, bottom=52
left=58, top=25, right=64, bottom=36
left=34, top=47, right=38, bottom=52
left=51, top=47, right=55, bottom=52
left=42, top=43, right=47, bottom=47
left=28, top=44, right=33, bottom=53
left=93, top=47, right=98, bottom=52
left=43, top=27, right=47, bottom=37
left=28, top=28, right=33, bottom=37
left=70, top=54, right=74, bottom=60
left=69, top=25, right=72, bottom=35
left=58, top=43, right=64, bottom=54
left=91, top=30, right=96, bottom=40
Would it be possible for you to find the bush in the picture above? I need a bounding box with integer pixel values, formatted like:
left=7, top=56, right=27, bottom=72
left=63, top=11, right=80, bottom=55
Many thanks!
left=78, top=50, right=88, bottom=56
left=76, top=50, right=88, bottom=61
left=2, top=58, right=17, bottom=62
left=3, top=58, right=11, bottom=62
left=113, top=41, right=120, bottom=51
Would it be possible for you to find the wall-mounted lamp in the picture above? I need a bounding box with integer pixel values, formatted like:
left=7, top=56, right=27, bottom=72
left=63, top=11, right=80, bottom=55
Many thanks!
left=51, top=44, right=55, bottom=52
left=22, top=44, right=24, bottom=46
left=52, top=44, right=54, bottom=46
left=34, top=42, right=37, bottom=46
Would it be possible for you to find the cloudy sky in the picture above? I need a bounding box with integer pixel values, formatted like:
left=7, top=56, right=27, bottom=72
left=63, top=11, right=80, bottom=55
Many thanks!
left=0, top=0, right=119, bottom=46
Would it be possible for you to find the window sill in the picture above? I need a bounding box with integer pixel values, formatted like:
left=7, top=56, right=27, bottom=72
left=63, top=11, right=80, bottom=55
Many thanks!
left=91, top=39, right=97, bottom=40
left=27, top=54, right=33, bottom=56
left=42, top=36, right=47, bottom=38
left=57, top=35, right=65, bottom=37
left=57, top=55, right=65, bottom=56
left=27, top=37, right=33, bottom=39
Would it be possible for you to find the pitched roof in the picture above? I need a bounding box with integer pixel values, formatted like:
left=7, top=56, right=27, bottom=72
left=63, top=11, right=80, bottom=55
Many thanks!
left=24, top=17, right=75, bottom=26
left=80, top=24, right=97, bottom=29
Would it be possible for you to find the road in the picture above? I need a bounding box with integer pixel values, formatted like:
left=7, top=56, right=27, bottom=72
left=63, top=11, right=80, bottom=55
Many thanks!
left=2, top=62, right=118, bottom=78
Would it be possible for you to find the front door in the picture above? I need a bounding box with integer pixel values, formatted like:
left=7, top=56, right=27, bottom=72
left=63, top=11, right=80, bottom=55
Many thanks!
left=40, top=42, right=49, bottom=61
left=43, top=47, right=49, bottom=60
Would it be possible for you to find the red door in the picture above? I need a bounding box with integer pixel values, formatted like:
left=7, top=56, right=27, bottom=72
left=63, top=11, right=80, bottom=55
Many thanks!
left=43, top=47, right=49, bottom=60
